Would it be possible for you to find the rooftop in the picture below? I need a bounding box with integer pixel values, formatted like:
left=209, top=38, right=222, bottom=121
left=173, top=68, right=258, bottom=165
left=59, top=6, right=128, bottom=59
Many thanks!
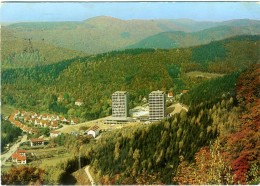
left=31, top=138, right=44, bottom=142
left=89, top=125, right=100, bottom=131
left=150, top=90, right=165, bottom=94
left=113, top=91, right=128, bottom=94
left=50, top=130, right=61, bottom=134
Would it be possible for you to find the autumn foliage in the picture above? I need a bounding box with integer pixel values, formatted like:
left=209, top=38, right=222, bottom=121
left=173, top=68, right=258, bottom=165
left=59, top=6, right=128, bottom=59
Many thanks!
left=173, top=64, right=260, bottom=184
left=1, top=165, right=45, bottom=185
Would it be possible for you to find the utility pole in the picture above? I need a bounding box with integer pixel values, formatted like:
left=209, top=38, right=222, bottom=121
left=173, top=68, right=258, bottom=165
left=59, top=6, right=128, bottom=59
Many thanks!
left=78, top=152, right=81, bottom=169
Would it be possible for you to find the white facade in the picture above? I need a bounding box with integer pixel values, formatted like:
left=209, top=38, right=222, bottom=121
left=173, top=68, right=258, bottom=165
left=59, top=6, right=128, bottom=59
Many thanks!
left=149, top=90, right=166, bottom=121
left=87, top=130, right=99, bottom=138
left=50, top=131, right=61, bottom=138
left=112, top=91, right=129, bottom=118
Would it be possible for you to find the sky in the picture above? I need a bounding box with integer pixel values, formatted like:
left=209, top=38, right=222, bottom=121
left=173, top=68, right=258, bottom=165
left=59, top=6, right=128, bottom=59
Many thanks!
left=1, top=2, right=260, bottom=23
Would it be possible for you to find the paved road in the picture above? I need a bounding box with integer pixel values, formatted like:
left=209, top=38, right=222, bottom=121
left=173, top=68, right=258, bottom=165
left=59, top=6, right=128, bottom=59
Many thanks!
left=85, top=165, right=95, bottom=186
left=1, top=135, right=27, bottom=165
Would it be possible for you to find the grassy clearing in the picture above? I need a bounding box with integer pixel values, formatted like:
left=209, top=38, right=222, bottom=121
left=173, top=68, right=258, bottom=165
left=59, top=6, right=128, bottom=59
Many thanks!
left=36, top=154, right=71, bottom=168
left=186, top=71, right=224, bottom=78
left=89, top=166, right=99, bottom=184
left=26, top=146, right=71, bottom=168
left=1, top=104, right=16, bottom=116
left=72, top=167, right=91, bottom=185
left=1, top=162, right=13, bottom=173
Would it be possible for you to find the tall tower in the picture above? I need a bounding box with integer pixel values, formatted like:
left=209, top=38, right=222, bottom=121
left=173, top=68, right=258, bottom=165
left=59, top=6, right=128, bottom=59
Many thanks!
left=149, top=90, right=166, bottom=121
left=112, top=91, right=129, bottom=118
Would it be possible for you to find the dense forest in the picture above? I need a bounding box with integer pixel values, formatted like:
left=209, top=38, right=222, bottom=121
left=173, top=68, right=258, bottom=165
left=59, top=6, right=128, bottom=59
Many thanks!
left=1, top=118, right=22, bottom=152
left=87, top=64, right=259, bottom=184
left=127, top=24, right=260, bottom=49
left=2, top=35, right=259, bottom=121
left=4, top=17, right=260, bottom=54
left=2, top=64, right=259, bottom=185
left=1, top=33, right=259, bottom=185
left=1, top=27, right=87, bottom=69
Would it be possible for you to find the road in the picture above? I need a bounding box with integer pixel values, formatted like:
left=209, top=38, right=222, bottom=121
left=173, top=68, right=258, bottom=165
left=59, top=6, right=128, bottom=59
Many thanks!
left=85, top=165, right=95, bottom=186
left=1, top=135, right=27, bottom=165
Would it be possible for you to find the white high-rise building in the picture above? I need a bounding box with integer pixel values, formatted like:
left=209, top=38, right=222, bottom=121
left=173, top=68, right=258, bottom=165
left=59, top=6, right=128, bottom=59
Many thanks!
left=112, top=91, right=129, bottom=118
left=149, top=90, right=166, bottom=121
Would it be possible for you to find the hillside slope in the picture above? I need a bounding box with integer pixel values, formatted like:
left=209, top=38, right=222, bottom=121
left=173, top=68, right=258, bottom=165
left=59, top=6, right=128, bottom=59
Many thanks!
left=2, top=36, right=259, bottom=120
left=88, top=65, right=259, bottom=184
left=127, top=24, right=260, bottom=49
left=6, top=17, right=260, bottom=54
left=1, top=27, right=87, bottom=68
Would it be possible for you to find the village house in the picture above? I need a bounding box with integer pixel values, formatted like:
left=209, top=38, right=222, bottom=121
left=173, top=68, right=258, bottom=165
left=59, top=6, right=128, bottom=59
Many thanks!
left=42, top=114, right=48, bottom=120
left=168, top=92, right=174, bottom=98
left=29, top=118, right=36, bottom=124
left=13, top=110, right=20, bottom=119
left=12, top=149, right=26, bottom=164
left=75, top=99, right=84, bottom=106
left=58, top=95, right=64, bottom=102
left=34, top=119, right=41, bottom=126
left=70, top=118, right=79, bottom=125
left=182, top=90, right=189, bottom=94
left=50, top=121, right=59, bottom=129
left=61, top=117, right=69, bottom=124
left=31, top=112, right=37, bottom=119
left=37, top=114, right=42, bottom=120
left=24, top=116, right=30, bottom=123
left=30, top=138, right=45, bottom=147
left=87, top=125, right=100, bottom=138
left=20, top=111, right=26, bottom=117
left=50, top=130, right=61, bottom=138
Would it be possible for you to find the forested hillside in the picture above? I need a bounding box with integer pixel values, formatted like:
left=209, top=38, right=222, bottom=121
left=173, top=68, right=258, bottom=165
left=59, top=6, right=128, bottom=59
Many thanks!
left=1, top=27, right=87, bottom=68
left=2, top=35, right=259, bottom=120
left=88, top=64, right=259, bottom=185
left=5, top=17, right=260, bottom=54
left=127, top=24, right=260, bottom=49
left=1, top=119, right=22, bottom=152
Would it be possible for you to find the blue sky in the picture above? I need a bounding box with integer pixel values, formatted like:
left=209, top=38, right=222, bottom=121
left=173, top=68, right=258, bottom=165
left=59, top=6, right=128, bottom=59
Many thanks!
left=1, top=2, right=260, bottom=23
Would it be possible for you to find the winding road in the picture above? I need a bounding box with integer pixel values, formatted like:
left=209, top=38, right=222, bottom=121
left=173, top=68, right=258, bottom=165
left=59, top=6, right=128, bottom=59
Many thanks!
left=1, top=135, right=28, bottom=165
left=85, top=165, right=95, bottom=186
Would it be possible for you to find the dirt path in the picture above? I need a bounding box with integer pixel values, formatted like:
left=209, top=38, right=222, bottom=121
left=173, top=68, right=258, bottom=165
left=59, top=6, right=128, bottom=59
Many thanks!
left=85, top=165, right=95, bottom=186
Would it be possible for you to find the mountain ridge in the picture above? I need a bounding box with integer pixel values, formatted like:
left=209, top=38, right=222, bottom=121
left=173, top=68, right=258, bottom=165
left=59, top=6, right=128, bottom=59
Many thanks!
left=4, top=16, right=260, bottom=56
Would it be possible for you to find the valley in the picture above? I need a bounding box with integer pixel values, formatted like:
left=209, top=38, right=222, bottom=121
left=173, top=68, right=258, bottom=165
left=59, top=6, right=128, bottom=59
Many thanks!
left=1, top=12, right=260, bottom=185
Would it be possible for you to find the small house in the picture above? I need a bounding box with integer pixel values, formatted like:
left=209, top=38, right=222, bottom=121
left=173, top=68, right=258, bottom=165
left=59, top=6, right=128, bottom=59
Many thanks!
left=50, top=130, right=61, bottom=138
left=87, top=125, right=100, bottom=138
left=12, top=149, right=26, bottom=164
left=181, top=90, right=189, bottom=94
left=75, top=99, right=84, bottom=106
left=167, top=92, right=174, bottom=98
left=58, top=96, right=64, bottom=102
left=71, top=118, right=79, bottom=125
left=50, top=121, right=59, bottom=129
left=30, top=138, right=44, bottom=147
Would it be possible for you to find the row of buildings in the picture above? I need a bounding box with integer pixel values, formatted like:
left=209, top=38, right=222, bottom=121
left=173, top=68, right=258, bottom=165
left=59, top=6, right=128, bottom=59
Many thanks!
left=108, top=90, right=166, bottom=123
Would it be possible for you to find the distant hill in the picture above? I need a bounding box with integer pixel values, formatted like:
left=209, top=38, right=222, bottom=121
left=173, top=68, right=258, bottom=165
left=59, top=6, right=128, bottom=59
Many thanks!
left=1, top=26, right=87, bottom=68
left=127, top=24, right=260, bottom=49
left=5, top=16, right=260, bottom=54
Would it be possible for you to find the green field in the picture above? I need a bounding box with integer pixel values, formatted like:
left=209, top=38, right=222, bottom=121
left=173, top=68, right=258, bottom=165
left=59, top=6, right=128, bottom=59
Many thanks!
left=72, top=167, right=91, bottom=185
left=26, top=146, right=71, bottom=168
left=1, top=104, right=16, bottom=116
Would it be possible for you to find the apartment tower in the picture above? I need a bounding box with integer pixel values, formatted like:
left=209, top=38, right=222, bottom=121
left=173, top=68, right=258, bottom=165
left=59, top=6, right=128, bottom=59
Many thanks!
left=149, top=90, right=166, bottom=121
left=112, top=91, right=129, bottom=118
